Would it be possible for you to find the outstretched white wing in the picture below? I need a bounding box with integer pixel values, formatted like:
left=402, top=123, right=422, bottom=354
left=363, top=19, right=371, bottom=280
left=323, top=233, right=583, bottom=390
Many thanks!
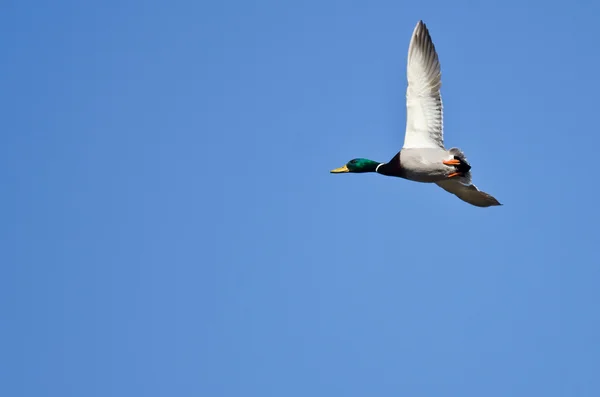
left=436, top=179, right=502, bottom=207
left=403, top=21, right=444, bottom=149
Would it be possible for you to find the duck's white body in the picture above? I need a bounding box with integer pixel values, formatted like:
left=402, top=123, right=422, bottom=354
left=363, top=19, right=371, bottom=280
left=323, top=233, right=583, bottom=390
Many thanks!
left=399, top=148, right=460, bottom=183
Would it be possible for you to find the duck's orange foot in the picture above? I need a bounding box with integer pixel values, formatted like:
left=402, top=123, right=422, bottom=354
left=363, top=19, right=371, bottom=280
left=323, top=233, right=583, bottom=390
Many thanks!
left=443, top=159, right=461, bottom=165
left=448, top=172, right=462, bottom=178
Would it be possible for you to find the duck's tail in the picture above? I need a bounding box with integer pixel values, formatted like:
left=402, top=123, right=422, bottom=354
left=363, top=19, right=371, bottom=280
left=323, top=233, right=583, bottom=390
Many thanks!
left=449, top=147, right=472, bottom=185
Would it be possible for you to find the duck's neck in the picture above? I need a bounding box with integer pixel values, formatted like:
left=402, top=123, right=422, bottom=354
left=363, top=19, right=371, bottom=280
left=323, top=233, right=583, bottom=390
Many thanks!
left=365, top=161, right=393, bottom=175
left=375, top=152, right=402, bottom=177
left=375, top=162, right=395, bottom=176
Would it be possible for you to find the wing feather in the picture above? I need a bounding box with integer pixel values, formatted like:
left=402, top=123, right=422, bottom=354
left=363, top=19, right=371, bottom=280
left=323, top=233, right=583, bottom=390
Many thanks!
left=403, top=21, right=444, bottom=149
left=436, top=179, right=502, bottom=208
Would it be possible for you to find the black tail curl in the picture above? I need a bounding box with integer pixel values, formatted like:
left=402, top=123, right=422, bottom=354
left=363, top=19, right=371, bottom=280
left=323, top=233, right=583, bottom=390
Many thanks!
left=449, top=147, right=471, bottom=173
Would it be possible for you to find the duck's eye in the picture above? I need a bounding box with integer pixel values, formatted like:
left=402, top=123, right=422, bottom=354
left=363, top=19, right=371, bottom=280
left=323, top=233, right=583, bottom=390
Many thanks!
left=350, top=160, right=357, bottom=164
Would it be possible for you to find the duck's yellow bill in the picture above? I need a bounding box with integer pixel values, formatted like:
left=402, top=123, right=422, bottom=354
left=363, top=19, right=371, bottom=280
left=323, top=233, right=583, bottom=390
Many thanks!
left=330, top=165, right=349, bottom=173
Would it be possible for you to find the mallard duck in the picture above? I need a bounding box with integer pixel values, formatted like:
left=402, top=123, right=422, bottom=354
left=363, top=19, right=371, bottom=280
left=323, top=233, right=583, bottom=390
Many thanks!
left=330, top=20, right=501, bottom=208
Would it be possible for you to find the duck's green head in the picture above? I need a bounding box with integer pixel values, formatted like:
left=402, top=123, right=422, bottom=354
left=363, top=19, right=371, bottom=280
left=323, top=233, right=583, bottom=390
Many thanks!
left=330, top=158, right=380, bottom=173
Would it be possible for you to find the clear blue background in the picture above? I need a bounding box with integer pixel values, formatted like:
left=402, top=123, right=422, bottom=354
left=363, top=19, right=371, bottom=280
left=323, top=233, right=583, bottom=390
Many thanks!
left=3, top=0, right=600, bottom=396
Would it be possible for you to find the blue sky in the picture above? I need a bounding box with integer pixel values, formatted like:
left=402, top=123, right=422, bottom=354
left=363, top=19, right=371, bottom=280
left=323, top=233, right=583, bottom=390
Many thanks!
left=2, top=0, right=600, bottom=396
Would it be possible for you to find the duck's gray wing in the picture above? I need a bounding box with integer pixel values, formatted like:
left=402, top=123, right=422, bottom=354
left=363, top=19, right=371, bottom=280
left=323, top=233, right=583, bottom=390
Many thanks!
left=435, top=179, right=502, bottom=207
left=403, top=20, right=444, bottom=150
